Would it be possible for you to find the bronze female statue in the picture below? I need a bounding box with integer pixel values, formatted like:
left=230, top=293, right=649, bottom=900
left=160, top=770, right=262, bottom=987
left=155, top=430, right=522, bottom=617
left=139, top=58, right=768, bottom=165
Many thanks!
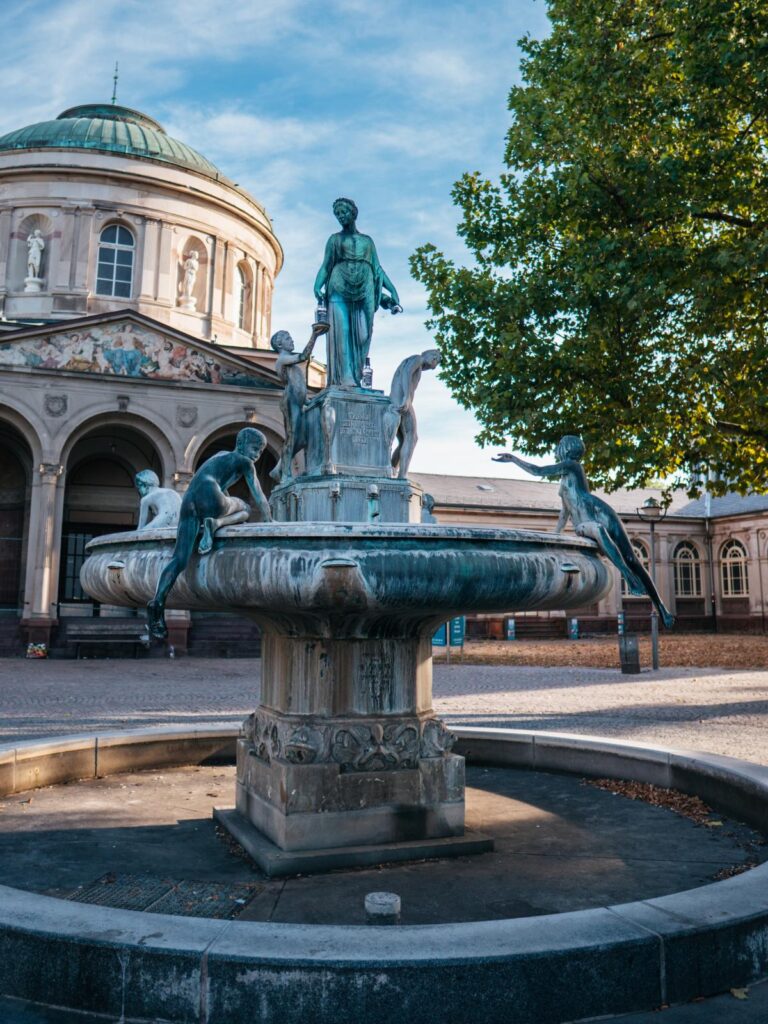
left=494, top=435, right=674, bottom=628
left=314, top=198, right=401, bottom=388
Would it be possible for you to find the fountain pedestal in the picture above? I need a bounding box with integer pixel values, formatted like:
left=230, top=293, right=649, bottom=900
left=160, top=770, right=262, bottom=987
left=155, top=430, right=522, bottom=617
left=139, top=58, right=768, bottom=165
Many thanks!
left=234, top=633, right=465, bottom=855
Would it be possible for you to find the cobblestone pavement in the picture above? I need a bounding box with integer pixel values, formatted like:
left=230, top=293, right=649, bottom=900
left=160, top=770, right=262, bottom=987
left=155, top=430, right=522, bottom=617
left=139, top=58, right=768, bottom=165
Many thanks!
left=0, top=658, right=767, bottom=764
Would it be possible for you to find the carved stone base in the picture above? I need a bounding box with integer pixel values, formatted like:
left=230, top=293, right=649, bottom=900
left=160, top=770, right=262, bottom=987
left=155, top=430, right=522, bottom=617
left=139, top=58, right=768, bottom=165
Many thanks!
left=235, top=735, right=465, bottom=851
left=213, top=807, right=493, bottom=877
left=24, top=276, right=43, bottom=294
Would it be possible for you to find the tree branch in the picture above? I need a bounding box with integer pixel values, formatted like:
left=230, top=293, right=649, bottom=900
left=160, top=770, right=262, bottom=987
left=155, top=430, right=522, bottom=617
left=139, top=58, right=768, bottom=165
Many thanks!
left=691, top=211, right=757, bottom=228
left=716, top=419, right=768, bottom=444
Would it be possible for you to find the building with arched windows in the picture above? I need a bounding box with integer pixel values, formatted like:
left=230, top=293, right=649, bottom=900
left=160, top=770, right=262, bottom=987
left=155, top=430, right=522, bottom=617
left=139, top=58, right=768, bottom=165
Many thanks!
left=0, top=102, right=297, bottom=655
left=0, top=103, right=280, bottom=348
left=2, top=101, right=768, bottom=656
left=409, top=475, right=768, bottom=638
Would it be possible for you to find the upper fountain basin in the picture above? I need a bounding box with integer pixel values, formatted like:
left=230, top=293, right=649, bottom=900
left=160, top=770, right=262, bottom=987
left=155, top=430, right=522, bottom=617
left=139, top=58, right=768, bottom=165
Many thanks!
left=82, top=522, right=612, bottom=638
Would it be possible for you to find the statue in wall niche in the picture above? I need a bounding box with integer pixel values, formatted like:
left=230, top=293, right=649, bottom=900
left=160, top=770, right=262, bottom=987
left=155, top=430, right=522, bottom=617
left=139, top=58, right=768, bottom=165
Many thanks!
left=269, top=324, right=329, bottom=485
left=313, top=198, right=402, bottom=388
left=135, top=470, right=182, bottom=530
left=180, top=250, right=200, bottom=308
left=26, top=230, right=45, bottom=279
left=493, top=435, right=675, bottom=627
left=147, top=427, right=272, bottom=639
left=389, top=350, right=441, bottom=479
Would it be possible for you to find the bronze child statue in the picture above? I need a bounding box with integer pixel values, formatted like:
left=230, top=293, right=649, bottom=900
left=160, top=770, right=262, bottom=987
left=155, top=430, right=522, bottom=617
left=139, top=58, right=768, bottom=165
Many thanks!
left=494, top=435, right=674, bottom=628
left=389, top=349, right=441, bottom=479
left=147, top=427, right=272, bottom=639
left=269, top=325, right=328, bottom=485
left=135, top=469, right=181, bottom=530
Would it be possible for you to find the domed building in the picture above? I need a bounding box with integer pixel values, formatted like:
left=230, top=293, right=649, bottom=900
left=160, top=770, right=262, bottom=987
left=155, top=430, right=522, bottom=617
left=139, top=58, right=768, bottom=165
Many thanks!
left=0, top=103, right=281, bottom=346
left=0, top=101, right=293, bottom=655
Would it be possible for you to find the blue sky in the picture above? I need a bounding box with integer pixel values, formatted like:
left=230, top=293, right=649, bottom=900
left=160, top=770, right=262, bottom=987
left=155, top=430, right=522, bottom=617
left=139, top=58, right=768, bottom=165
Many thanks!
left=1, top=0, right=552, bottom=477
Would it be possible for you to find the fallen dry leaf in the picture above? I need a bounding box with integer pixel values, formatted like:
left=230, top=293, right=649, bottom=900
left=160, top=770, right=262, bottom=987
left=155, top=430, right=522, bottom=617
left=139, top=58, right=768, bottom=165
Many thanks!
left=459, top=633, right=768, bottom=669
left=583, top=779, right=713, bottom=824
left=713, top=864, right=756, bottom=881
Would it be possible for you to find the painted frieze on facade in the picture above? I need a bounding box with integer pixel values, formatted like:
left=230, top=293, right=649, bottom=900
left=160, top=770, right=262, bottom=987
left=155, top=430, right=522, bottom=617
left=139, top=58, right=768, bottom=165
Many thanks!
left=0, top=320, right=272, bottom=389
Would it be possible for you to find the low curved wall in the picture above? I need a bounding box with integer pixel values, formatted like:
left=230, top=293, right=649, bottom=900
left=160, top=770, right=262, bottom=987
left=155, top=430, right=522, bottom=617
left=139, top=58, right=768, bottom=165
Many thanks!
left=0, top=725, right=767, bottom=1024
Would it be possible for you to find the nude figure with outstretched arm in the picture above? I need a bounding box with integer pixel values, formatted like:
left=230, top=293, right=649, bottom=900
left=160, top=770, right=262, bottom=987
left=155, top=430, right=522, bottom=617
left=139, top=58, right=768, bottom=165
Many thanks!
left=147, top=428, right=272, bottom=639
left=493, top=435, right=674, bottom=628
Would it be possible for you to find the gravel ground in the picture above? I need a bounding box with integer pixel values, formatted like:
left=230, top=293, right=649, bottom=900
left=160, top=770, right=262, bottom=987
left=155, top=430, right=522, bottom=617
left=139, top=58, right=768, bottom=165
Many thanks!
left=461, top=633, right=768, bottom=669
left=0, top=657, right=766, bottom=764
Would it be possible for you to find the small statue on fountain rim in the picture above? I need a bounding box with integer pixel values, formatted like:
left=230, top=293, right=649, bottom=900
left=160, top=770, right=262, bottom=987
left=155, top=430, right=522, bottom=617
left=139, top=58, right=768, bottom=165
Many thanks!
left=147, top=428, right=272, bottom=639
left=270, top=324, right=328, bottom=485
left=135, top=470, right=181, bottom=530
left=493, top=434, right=674, bottom=628
left=389, top=349, right=441, bottom=479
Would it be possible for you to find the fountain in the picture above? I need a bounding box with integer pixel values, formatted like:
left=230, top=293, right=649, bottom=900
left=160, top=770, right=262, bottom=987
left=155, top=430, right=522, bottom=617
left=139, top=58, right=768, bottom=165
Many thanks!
left=80, top=200, right=611, bottom=874
left=8, top=202, right=768, bottom=1024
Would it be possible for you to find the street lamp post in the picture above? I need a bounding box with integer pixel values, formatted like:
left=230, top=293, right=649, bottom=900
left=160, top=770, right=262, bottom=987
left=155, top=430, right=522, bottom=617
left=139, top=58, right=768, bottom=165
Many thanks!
left=636, top=497, right=667, bottom=671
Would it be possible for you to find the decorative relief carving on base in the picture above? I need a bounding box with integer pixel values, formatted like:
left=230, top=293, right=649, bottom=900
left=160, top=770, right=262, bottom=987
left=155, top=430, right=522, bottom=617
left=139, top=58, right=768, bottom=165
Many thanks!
left=243, top=710, right=455, bottom=772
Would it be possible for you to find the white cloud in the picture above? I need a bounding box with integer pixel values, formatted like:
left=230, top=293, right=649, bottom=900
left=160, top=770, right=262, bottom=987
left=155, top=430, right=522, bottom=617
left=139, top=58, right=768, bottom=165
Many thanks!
left=0, top=0, right=553, bottom=476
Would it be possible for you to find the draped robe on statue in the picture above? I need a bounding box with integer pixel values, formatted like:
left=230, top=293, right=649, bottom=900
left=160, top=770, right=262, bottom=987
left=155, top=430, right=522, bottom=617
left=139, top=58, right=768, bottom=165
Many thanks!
left=323, top=232, right=384, bottom=387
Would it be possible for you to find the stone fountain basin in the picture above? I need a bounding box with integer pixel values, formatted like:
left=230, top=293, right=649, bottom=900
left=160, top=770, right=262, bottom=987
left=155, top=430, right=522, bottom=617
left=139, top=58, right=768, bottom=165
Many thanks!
left=81, top=522, right=611, bottom=635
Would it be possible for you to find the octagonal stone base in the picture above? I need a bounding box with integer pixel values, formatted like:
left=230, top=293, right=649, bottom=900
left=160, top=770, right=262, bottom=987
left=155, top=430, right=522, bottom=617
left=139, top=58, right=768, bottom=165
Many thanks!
left=235, top=737, right=466, bottom=851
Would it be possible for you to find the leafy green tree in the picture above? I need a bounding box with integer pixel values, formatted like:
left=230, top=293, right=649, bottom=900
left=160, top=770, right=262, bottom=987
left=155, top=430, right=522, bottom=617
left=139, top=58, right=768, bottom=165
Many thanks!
left=411, top=0, right=768, bottom=493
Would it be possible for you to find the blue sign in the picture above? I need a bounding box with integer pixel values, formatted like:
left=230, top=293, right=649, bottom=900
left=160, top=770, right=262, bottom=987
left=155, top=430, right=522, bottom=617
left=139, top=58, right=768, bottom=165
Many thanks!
left=449, top=616, right=466, bottom=647
left=432, top=623, right=447, bottom=647
left=506, top=618, right=516, bottom=641
left=617, top=611, right=625, bottom=636
left=433, top=618, right=464, bottom=647
left=568, top=617, right=579, bottom=640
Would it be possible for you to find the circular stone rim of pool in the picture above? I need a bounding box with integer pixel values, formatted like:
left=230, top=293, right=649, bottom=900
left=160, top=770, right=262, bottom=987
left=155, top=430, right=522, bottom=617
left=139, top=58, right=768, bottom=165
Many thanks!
left=1, top=723, right=767, bottom=1024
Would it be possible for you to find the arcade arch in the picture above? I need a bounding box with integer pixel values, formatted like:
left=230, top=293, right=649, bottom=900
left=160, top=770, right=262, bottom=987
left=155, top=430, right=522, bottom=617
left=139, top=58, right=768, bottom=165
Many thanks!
left=59, top=424, right=162, bottom=608
left=0, top=422, right=33, bottom=612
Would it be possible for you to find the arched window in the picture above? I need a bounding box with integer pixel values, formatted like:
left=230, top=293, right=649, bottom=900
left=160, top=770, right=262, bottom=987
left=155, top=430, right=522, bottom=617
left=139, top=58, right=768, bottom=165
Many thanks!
left=96, top=224, right=134, bottom=298
left=237, top=265, right=247, bottom=330
left=721, top=539, right=749, bottom=597
left=621, top=539, right=649, bottom=595
left=673, top=541, right=701, bottom=597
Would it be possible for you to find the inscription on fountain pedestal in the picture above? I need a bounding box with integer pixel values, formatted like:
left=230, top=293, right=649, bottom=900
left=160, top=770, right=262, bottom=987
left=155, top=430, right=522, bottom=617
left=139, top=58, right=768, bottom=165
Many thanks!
left=305, top=388, right=394, bottom=477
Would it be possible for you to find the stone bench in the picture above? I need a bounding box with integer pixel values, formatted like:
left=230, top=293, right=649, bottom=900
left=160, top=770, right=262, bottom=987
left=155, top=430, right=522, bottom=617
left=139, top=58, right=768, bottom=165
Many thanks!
left=65, top=622, right=150, bottom=659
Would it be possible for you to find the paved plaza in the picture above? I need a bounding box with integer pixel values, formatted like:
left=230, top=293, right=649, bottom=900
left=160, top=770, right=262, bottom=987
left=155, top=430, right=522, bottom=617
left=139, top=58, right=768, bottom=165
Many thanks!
left=0, top=657, right=767, bottom=764
left=1, top=655, right=768, bottom=1023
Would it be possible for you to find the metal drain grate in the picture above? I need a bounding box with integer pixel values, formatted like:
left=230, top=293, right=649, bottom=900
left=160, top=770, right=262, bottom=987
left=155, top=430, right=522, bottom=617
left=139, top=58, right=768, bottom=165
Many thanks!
left=147, top=879, right=261, bottom=918
left=60, top=874, right=262, bottom=918
left=64, top=874, right=173, bottom=910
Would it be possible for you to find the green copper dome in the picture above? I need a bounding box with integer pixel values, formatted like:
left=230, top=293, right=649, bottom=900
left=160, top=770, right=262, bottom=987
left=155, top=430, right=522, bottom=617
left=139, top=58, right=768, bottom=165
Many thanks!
left=0, top=104, right=224, bottom=180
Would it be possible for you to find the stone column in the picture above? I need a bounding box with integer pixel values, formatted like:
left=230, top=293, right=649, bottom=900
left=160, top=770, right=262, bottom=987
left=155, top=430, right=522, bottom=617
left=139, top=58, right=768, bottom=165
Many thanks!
left=0, top=207, right=14, bottom=309
left=212, top=238, right=227, bottom=318
left=255, top=264, right=265, bottom=345
left=139, top=218, right=160, bottom=300
left=71, top=206, right=95, bottom=293
left=263, top=271, right=273, bottom=340
left=50, top=209, right=73, bottom=292
left=656, top=532, right=671, bottom=607
left=21, top=461, right=64, bottom=646
left=155, top=222, right=174, bottom=308
left=746, top=529, right=760, bottom=617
